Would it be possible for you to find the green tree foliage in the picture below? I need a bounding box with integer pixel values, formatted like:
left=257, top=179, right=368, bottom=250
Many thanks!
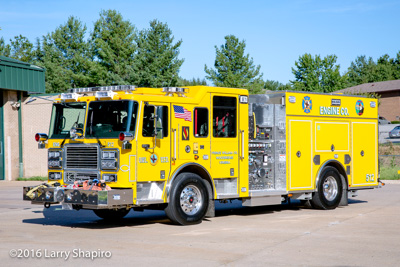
left=9, top=35, right=34, bottom=62
left=205, top=35, right=264, bottom=94
left=346, top=53, right=400, bottom=87
left=0, top=35, right=34, bottom=62
left=178, top=77, right=207, bottom=86
left=291, top=53, right=346, bottom=92
left=263, top=80, right=292, bottom=91
left=0, top=37, right=11, bottom=56
left=36, top=16, right=94, bottom=92
left=134, top=20, right=184, bottom=87
left=91, top=9, right=136, bottom=85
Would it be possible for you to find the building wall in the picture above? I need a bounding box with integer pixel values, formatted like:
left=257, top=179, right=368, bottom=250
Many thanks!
left=22, top=95, right=55, bottom=178
left=3, top=91, right=20, bottom=180
left=379, top=91, right=400, bottom=121
left=1, top=91, right=55, bottom=180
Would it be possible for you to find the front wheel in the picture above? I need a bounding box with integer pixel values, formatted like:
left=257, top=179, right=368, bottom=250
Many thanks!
left=311, top=167, right=343, bottom=210
left=93, top=208, right=130, bottom=220
left=165, top=173, right=209, bottom=225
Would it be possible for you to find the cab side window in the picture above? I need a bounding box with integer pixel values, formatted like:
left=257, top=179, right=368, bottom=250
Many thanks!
left=213, top=96, right=237, bottom=137
left=194, top=108, right=208, bottom=137
left=142, top=105, right=168, bottom=137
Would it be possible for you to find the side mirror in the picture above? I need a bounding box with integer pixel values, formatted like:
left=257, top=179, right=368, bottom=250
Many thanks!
left=70, top=127, right=83, bottom=141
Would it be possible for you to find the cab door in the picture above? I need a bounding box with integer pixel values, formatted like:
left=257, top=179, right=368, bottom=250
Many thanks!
left=136, top=103, right=171, bottom=182
left=210, top=95, right=240, bottom=195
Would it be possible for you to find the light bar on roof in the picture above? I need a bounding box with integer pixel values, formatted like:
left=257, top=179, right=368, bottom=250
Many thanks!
left=162, top=87, right=188, bottom=97
left=68, top=85, right=136, bottom=93
left=60, top=93, right=80, bottom=101
left=95, top=90, right=117, bottom=100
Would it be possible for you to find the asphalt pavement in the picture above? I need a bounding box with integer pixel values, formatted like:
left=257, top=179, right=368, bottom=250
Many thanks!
left=1, top=181, right=400, bottom=266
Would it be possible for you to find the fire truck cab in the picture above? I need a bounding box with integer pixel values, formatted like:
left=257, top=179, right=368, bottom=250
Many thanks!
left=24, top=85, right=380, bottom=225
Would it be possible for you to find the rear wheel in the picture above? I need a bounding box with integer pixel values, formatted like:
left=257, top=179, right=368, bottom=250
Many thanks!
left=93, top=208, right=130, bottom=220
left=311, top=167, right=343, bottom=210
left=165, top=173, right=209, bottom=225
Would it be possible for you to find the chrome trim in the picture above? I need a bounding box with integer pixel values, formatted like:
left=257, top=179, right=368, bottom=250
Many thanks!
left=136, top=199, right=165, bottom=205
left=64, top=144, right=100, bottom=171
left=172, top=128, right=177, bottom=161
left=249, top=190, right=287, bottom=197
left=240, top=130, right=244, bottom=160
left=215, top=194, right=239, bottom=200
left=166, top=162, right=213, bottom=203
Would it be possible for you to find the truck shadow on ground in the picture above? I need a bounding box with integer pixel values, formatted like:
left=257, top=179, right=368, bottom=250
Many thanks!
left=22, top=198, right=367, bottom=228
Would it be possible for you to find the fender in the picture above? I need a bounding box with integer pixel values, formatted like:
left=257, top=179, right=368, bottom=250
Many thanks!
left=166, top=162, right=214, bottom=202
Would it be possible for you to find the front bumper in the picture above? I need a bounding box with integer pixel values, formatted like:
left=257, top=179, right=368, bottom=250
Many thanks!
left=23, top=186, right=134, bottom=209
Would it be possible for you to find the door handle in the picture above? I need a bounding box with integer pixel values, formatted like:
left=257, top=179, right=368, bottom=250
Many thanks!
left=172, top=128, right=177, bottom=161
left=240, top=130, right=244, bottom=160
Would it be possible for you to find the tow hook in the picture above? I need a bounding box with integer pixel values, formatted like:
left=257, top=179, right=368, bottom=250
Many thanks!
left=378, top=178, right=385, bottom=187
left=44, top=203, right=51, bottom=209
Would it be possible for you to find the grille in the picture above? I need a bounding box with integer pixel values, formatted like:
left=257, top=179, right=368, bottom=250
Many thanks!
left=65, top=145, right=99, bottom=170
left=65, top=172, right=99, bottom=184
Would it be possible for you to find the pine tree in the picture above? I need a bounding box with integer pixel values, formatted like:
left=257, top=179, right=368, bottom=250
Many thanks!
left=36, top=16, right=94, bottom=92
left=134, top=20, right=184, bottom=87
left=91, top=9, right=136, bottom=85
left=204, top=35, right=264, bottom=94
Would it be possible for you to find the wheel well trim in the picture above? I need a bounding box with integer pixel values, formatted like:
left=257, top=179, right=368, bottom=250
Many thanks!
left=315, top=160, right=348, bottom=192
left=166, top=162, right=214, bottom=202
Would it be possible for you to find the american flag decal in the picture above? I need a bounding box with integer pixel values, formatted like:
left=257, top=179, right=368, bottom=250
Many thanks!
left=173, top=105, right=192, bottom=121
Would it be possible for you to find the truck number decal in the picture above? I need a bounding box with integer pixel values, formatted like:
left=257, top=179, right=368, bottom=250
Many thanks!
left=366, top=174, right=375, bottom=182
left=160, top=157, right=169, bottom=163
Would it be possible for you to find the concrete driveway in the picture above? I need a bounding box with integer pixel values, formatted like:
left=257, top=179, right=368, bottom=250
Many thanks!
left=1, top=181, right=400, bottom=266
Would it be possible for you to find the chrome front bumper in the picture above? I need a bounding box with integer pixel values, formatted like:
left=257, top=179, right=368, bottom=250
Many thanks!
left=23, top=186, right=134, bottom=209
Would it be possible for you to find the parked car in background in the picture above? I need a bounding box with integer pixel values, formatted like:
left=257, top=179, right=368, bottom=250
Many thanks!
left=379, top=116, right=391, bottom=124
left=389, top=126, right=400, bottom=138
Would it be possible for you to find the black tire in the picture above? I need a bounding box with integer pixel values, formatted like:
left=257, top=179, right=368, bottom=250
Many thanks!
left=165, top=173, right=209, bottom=225
left=93, top=208, right=130, bottom=220
left=311, top=167, right=343, bottom=210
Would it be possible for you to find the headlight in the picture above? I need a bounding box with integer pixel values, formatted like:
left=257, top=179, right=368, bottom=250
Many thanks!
left=101, top=160, right=117, bottom=169
left=48, top=160, right=62, bottom=168
left=48, top=150, right=62, bottom=169
left=101, top=150, right=118, bottom=170
left=102, top=151, right=116, bottom=159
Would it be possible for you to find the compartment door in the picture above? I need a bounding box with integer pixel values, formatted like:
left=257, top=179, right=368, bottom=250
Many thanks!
left=288, top=120, right=313, bottom=190
left=352, top=122, right=378, bottom=187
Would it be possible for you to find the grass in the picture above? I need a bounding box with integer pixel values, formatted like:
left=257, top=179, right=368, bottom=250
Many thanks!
left=16, top=176, right=47, bottom=181
left=380, top=166, right=400, bottom=180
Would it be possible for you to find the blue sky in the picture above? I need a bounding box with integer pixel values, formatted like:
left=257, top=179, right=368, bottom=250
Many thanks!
left=1, top=0, right=399, bottom=84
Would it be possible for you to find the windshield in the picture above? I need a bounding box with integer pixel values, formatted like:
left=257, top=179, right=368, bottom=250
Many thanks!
left=49, top=102, right=87, bottom=139
left=86, top=100, right=138, bottom=138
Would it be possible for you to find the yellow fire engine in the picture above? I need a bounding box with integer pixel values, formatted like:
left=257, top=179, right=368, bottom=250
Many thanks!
left=24, top=85, right=380, bottom=225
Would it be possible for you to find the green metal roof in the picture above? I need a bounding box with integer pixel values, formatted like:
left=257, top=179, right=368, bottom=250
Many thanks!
left=0, top=56, right=45, bottom=93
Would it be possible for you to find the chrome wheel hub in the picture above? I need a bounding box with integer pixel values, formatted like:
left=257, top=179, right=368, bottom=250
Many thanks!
left=323, top=176, right=338, bottom=201
left=180, top=185, right=203, bottom=215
